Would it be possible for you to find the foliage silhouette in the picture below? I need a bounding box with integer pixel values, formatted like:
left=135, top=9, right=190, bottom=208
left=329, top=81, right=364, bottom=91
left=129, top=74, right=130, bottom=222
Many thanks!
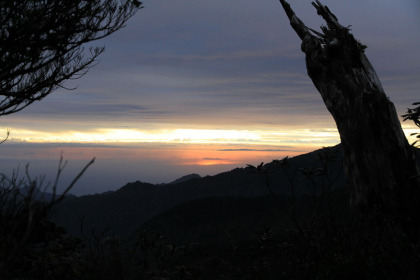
left=0, top=157, right=94, bottom=278
left=0, top=0, right=143, bottom=115
left=0, top=1, right=142, bottom=277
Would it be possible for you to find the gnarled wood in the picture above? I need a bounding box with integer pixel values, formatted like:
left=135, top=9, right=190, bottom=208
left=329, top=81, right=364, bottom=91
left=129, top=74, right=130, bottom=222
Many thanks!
left=278, top=0, right=420, bottom=230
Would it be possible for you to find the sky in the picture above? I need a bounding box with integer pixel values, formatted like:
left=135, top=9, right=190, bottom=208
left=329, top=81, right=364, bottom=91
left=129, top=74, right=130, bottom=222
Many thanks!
left=1, top=0, right=419, bottom=195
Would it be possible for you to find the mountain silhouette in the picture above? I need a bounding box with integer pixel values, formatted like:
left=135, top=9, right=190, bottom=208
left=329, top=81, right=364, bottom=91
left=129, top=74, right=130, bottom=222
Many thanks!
left=50, top=145, right=420, bottom=239
left=167, top=173, right=201, bottom=184
left=50, top=145, right=347, bottom=237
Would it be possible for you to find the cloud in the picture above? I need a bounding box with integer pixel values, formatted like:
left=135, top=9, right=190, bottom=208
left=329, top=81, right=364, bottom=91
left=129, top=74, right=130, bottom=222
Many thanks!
left=5, top=0, right=417, bottom=135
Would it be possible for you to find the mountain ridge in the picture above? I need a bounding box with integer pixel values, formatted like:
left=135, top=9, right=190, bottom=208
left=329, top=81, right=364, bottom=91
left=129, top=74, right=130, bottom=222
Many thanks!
left=50, top=145, right=420, bottom=238
left=50, top=145, right=346, bottom=237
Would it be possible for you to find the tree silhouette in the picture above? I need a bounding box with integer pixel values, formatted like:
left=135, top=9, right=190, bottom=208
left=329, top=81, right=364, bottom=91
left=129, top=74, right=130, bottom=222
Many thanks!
left=278, top=0, right=420, bottom=235
left=0, top=0, right=143, bottom=116
left=403, top=102, right=420, bottom=147
left=0, top=1, right=142, bottom=277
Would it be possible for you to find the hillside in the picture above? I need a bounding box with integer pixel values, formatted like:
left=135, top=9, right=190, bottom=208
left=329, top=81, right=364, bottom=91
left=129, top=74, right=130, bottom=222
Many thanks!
left=50, top=145, right=346, bottom=237
left=34, top=145, right=420, bottom=279
left=138, top=187, right=350, bottom=245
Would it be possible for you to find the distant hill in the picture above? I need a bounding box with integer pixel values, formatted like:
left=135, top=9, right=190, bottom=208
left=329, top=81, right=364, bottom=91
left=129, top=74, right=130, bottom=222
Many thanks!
left=50, top=145, right=347, bottom=237
left=0, top=185, right=76, bottom=202
left=167, top=173, right=201, bottom=184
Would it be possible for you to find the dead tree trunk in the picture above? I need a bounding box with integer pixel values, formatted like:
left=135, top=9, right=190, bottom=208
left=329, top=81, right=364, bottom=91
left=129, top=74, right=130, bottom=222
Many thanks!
left=278, top=0, right=420, bottom=229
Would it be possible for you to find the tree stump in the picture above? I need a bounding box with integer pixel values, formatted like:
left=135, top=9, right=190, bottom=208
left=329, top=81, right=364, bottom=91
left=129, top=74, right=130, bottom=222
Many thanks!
left=278, top=0, right=420, bottom=233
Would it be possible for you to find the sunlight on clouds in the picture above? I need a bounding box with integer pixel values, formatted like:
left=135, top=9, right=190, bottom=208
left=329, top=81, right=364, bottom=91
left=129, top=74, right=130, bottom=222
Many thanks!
left=170, top=129, right=260, bottom=143
left=6, top=127, right=338, bottom=146
left=259, top=128, right=340, bottom=144
left=402, top=124, right=419, bottom=144
left=197, top=159, right=235, bottom=166
left=98, top=128, right=262, bottom=144
left=7, top=125, right=418, bottom=149
left=2, top=127, right=339, bottom=168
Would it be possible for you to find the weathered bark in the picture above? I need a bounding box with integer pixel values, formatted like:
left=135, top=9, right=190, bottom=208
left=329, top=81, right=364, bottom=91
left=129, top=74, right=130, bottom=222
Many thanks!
left=278, top=0, right=420, bottom=228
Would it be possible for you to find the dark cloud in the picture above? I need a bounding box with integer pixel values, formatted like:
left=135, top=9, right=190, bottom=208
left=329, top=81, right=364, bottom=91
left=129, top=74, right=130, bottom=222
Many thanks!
left=218, top=149, right=292, bottom=152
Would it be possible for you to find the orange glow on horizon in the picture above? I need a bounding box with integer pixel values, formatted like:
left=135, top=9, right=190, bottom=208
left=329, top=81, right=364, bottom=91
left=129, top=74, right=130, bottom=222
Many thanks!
left=1, top=126, right=340, bottom=168
left=1, top=142, right=315, bottom=168
left=195, top=159, right=236, bottom=166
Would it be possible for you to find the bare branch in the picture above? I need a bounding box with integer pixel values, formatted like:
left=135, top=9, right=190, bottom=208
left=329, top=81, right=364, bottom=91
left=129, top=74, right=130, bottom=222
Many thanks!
left=278, top=0, right=314, bottom=41
left=0, top=129, right=10, bottom=144
left=49, top=157, right=96, bottom=207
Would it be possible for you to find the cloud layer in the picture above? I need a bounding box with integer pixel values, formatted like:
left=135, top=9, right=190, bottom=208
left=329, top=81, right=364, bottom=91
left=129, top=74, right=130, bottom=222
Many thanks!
left=1, top=0, right=419, bottom=194
left=3, top=0, right=418, bottom=136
